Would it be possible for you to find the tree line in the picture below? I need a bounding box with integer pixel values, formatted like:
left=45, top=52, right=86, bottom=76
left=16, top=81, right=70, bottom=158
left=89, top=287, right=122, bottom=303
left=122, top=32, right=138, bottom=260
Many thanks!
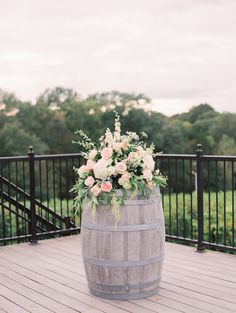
left=0, top=87, right=236, bottom=157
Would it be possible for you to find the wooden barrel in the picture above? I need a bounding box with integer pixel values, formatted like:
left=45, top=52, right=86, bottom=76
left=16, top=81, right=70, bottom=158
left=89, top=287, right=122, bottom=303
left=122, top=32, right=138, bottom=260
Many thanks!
left=81, top=187, right=165, bottom=300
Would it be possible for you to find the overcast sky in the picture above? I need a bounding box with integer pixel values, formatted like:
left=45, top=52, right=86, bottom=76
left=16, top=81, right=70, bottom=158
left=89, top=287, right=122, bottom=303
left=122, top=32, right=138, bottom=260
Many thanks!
left=0, top=0, right=236, bottom=115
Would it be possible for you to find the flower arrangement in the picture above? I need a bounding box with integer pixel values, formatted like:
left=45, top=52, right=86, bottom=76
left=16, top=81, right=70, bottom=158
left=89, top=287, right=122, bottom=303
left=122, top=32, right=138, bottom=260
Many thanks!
left=72, top=113, right=167, bottom=221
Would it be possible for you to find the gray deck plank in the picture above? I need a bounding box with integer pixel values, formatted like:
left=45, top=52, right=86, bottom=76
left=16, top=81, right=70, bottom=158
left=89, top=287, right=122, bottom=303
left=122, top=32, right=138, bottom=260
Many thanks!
left=0, top=235, right=235, bottom=313
left=0, top=274, right=80, bottom=313
left=161, top=282, right=235, bottom=312
left=0, top=253, right=158, bottom=313
left=1, top=249, right=233, bottom=313
left=0, top=295, right=30, bottom=313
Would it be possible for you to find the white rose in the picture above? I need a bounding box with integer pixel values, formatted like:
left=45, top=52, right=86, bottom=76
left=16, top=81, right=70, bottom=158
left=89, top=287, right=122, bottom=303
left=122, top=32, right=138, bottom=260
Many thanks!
left=122, top=181, right=132, bottom=189
left=78, top=165, right=89, bottom=177
left=143, top=168, right=153, bottom=181
left=143, top=154, right=155, bottom=171
left=93, top=158, right=112, bottom=179
left=118, top=177, right=132, bottom=190
left=128, top=152, right=142, bottom=165
left=106, top=166, right=117, bottom=177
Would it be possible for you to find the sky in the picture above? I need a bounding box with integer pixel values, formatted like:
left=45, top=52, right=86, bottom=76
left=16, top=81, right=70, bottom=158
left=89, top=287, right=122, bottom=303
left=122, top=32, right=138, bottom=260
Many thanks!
left=0, top=0, right=236, bottom=116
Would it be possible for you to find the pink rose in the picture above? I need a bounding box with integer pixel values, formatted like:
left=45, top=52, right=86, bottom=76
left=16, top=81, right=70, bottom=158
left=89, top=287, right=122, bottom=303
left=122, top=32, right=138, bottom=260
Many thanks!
left=85, top=159, right=95, bottom=171
left=84, top=176, right=95, bottom=188
left=101, top=147, right=113, bottom=160
left=101, top=181, right=112, bottom=193
left=115, top=161, right=127, bottom=174
left=91, top=185, right=101, bottom=196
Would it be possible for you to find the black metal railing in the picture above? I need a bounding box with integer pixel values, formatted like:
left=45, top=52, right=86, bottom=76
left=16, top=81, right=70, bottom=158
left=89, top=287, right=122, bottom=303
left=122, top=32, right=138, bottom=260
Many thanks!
left=0, top=145, right=235, bottom=253
left=156, top=144, right=236, bottom=253
left=0, top=147, right=82, bottom=245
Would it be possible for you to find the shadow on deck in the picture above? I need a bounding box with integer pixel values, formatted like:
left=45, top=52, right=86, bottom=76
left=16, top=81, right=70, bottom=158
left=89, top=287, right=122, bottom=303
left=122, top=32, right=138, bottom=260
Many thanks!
left=0, top=235, right=235, bottom=313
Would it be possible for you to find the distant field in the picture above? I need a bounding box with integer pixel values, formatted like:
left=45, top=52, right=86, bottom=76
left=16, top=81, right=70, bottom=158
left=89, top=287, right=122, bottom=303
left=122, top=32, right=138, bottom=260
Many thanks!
left=162, top=191, right=235, bottom=246
left=1, top=191, right=235, bottom=247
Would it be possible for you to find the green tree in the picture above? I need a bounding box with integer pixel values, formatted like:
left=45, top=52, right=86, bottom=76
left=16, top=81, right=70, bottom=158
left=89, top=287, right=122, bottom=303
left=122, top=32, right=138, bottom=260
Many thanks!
left=62, top=99, right=104, bottom=148
left=87, top=90, right=150, bottom=106
left=37, top=86, right=80, bottom=110
left=216, top=134, right=236, bottom=156
left=214, top=135, right=236, bottom=190
left=0, top=112, right=8, bottom=131
left=161, top=119, right=186, bottom=153
left=176, top=103, right=217, bottom=123
left=210, top=113, right=236, bottom=144
left=0, top=89, right=24, bottom=111
left=191, top=119, right=216, bottom=154
left=17, top=103, right=72, bottom=153
left=0, top=121, right=48, bottom=156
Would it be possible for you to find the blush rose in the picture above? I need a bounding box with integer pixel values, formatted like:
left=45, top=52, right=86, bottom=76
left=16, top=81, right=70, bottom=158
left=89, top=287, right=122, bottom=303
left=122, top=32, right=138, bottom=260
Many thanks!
left=101, top=181, right=112, bottom=192
left=115, top=161, right=127, bottom=174
left=91, top=185, right=101, bottom=196
left=101, top=147, right=113, bottom=160
left=85, top=159, right=95, bottom=171
left=84, top=176, right=95, bottom=188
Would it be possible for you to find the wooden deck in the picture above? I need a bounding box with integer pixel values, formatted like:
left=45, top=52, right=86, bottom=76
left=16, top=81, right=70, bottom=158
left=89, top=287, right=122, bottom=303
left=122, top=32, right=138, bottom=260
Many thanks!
left=0, top=235, right=235, bottom=313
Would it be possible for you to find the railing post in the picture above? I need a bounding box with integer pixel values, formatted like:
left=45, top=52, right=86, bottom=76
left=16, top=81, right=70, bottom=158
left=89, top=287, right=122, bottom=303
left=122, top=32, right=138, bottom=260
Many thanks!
left=64, top=216, right=72, bottom=236
left=196, top=144, right=205, bottom=252
left=28, top=146, right=38, bottom=244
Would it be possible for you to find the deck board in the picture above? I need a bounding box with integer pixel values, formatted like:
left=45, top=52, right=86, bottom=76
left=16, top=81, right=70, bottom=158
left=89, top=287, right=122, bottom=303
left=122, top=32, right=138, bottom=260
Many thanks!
left=0, top=235, right=235, bottom=313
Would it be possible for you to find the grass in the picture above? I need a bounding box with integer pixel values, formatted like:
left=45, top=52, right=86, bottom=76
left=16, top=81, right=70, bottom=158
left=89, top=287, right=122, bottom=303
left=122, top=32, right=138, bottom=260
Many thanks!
left=1, top=191, right=235, bottom=248
left=163, top=190, right=236, bottom=247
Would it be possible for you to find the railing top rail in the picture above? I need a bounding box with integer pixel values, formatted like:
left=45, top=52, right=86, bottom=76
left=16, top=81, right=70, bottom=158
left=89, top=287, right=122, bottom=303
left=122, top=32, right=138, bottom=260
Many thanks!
left=156, top=153, right=236, bottom=161
left=1, top=151, right=236, bottom=162
left=155, top=154, right=196, bottom=160
left=0, top=155, right=28, bottom=161
left=0, top=152, right=83, bottom=161
left=34, top=152, right=83, bottom=160
left=202, top=155, right=236, bottom=161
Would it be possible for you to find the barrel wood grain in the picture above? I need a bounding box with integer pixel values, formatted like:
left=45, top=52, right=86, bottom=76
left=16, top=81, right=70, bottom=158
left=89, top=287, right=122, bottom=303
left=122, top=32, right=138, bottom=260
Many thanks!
left=81, top=188, right=165, bottom=300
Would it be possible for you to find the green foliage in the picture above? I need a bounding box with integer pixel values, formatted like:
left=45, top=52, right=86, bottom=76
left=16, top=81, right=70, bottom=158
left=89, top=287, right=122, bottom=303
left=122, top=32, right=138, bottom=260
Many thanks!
left=210, top=113, right=236, bottom=143
left=216, top=135, right=236, bottom=156
left=0, top=112, right=8, bottom=130
left=176, top=103, right=218, bottom=123
left=16, top=103, right=71, bottom=153
left=0, top=121, right=48, bottom=156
